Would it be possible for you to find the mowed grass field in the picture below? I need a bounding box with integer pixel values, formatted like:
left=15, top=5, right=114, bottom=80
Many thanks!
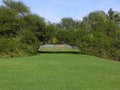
left=0, top=54, right=120, bottom=90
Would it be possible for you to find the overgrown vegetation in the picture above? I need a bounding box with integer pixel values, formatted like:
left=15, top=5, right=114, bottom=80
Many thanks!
left=0, top=0, right=120, bottom=61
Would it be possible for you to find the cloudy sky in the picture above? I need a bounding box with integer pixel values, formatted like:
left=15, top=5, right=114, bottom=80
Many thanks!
left=0, top=0, right=120, bottom=22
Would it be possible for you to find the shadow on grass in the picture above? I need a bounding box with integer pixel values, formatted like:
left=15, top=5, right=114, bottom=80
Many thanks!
left=38, top=51, right=79, bottom=54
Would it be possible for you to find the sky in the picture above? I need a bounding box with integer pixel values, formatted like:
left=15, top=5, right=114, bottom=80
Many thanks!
left=0, top=0, right=120, bottom=23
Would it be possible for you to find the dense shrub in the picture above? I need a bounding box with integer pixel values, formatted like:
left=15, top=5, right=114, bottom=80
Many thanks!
left=0, top=36, right=40, bottom=58
left=0, top=37, right=24, bottom=57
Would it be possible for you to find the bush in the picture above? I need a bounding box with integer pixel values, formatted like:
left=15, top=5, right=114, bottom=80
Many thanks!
left=0, top=35, right=40, bottom=58
left=18, top=29, right=40, bottom=52
left=0, top=37, right=25, bottom=57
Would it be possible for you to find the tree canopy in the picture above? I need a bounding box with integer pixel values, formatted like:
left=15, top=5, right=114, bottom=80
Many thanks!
left=0, top=0, right=119, bottom=61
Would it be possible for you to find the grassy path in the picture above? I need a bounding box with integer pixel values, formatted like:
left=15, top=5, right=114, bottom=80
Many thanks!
left=0, top=54, right=120, bottom=90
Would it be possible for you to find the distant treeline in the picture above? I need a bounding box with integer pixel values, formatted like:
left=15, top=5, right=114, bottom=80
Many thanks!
left=0, top=0, right=120, bottom=60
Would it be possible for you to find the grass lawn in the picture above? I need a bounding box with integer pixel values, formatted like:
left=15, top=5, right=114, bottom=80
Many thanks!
left=0, top=54, right=120, bottom=90
left=38, top=44, right=79, bottom=53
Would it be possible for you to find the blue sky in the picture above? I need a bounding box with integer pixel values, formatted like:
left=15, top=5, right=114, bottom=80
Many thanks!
left=0, top=0, right=120, bottom=22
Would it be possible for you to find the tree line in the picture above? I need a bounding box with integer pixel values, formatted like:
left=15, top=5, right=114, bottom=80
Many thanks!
left=0, top=0, right=120, bottom=61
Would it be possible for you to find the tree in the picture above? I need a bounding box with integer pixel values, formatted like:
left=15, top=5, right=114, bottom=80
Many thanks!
left=0, top=0, right=42, bottom=57
left=108, top=8, right=114, bottom=20
left=21, top=14, right=46, bottom=41
left=108, top=8, right=120, bottom=22
left=60, top=17, right=77, bottom=30
left=43, top=24, right=57, bottom=44
left=0, top=6, right=19, bottom=36
left=84, top=11, right=108, bottom=32
left=3, top=0, right=30, bottom=16
left=0, top=0, right=30, bottom=36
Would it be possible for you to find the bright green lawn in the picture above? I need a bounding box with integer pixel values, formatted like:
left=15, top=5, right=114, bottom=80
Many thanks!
left=0, top=54, right=120, bottom=90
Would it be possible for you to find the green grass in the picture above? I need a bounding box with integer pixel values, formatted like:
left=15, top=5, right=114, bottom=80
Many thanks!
left=38, top=44, right=79, bottom=53
left=38, top=47, right=79, bottom=52
left=0, top=54, right=120, bottom=90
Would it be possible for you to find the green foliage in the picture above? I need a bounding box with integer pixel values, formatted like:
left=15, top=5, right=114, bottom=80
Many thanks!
left=0, top=37, right=25, bottom=57
left=0, top=0, right=42, bottom=57
left=55, top=11, right=120, bottom=61
left=59, top=17, right=80, bottom=30
left=0, top=7, right=19, bottom=36
left=18, top=29, right=40, bottom=54
left=43, top=24, right=57, bottom=43
left=60, top=17, right=75, bottom=30
left=50, top=37, right=57, bottom=44
left=3, top=0, right=30, bottom=16
left=108, top=8, right=120, bottom=22
left=76, top=11, right=120, bottom=61
left=0, top=0, right=119, bottom=61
